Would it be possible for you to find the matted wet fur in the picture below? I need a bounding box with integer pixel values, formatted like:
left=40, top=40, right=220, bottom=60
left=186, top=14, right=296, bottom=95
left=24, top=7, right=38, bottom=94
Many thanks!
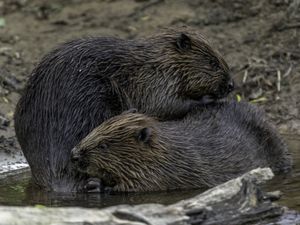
left=71, top=101, right=292, bottom=192
left=14, top=26, right=233, bottom=191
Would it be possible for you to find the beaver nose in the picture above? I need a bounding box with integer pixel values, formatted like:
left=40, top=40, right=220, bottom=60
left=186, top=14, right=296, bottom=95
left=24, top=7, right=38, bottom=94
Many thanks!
left=70, top=147, right=80, bottom=163
left=227, top=79, right=235, bottom=92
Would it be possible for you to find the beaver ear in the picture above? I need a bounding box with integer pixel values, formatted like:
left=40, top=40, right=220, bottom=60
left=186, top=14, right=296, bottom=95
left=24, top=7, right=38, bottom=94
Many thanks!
left=176, top=33, right=191, bottom=50
left=137, top=127, right=151, bottom=144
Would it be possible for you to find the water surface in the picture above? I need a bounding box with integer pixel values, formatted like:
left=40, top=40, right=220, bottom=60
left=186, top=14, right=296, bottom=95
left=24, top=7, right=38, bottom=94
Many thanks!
left=0, top=135, right=299, bottom=210
left=264, top=134, right=300, bottom=211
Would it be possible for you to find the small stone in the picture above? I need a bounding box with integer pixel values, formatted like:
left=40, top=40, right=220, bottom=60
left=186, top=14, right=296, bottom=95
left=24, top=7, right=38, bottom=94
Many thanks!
left=0, top=114, right=10, bottom=127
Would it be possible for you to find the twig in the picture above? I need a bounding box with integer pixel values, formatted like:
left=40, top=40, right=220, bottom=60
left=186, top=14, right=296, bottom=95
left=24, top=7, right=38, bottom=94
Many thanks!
left=277, top=23, right=300, bottom=31
left=243, top=70, right=248, bottom=84
left=283, top=65, right=293, bottom=77
left=277, top=69, right=281, bottom=92
left=251, top=57, right=268, bottom=65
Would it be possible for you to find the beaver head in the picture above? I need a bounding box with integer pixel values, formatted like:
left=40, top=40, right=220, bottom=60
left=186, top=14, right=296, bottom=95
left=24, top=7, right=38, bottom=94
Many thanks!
left=122, top=26, right=234, bottom=118
left=70, top=112, right=187, bottom=192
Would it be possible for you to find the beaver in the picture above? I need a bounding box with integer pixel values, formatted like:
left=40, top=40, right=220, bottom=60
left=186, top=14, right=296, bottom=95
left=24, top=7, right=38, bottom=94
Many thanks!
left=71, top=101, right=292, bottom=192
left=14, top=27, right=234, bottom=191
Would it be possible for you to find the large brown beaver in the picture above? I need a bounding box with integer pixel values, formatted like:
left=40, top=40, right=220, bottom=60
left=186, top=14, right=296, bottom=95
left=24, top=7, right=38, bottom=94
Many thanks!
left=14, top=27, right=234, bottom=191
left=71, top=101, right=292, bottom=192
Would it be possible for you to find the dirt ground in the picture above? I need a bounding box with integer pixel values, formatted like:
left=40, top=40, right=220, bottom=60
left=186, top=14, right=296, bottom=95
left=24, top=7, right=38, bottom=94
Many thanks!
left=0, top=0, right=299, bottom=156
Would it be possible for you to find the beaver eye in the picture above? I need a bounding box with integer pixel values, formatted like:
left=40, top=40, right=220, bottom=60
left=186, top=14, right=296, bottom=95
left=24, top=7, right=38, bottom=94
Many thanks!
left=99, top=143, right=108, bottom=151
left=137, top=127, right=151, bottom=144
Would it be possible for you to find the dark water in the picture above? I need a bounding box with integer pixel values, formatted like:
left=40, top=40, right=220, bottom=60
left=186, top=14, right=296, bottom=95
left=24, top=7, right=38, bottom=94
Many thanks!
left=0, top=171, right=204, bottom=208
left=0, top=135, right=299, bottom=210
left=264, top=135, right=300, bottom=211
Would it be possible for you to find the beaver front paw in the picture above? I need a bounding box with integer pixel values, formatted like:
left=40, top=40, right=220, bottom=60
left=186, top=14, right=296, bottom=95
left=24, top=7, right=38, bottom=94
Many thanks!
left=83, top=178, right=102, bottom=192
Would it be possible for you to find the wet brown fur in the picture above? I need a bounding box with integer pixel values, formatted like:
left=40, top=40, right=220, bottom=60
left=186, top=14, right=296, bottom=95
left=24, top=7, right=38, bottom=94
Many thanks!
left=15, top=26, right=233, bottom=191
left=72, top=101, right=292, bottom=192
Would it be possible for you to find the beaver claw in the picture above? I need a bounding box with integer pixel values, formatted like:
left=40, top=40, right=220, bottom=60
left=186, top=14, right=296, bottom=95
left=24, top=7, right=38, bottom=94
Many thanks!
left=83, top=178, right=116, bottom=193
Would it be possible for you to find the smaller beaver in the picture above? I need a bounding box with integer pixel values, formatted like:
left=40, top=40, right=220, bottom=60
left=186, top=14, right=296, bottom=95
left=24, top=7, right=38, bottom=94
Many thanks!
left=71, top=101, right=292, bottom=192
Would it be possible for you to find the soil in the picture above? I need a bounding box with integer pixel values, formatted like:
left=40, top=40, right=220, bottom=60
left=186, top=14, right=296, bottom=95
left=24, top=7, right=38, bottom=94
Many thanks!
left=0, top=0, right=299, bottom=159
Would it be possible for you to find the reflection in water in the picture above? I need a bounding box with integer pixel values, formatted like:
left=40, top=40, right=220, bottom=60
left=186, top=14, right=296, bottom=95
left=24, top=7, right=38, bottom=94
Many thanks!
left=0, top=135, right=299, bottom=210
left=24, top=184, right=204, bottom=208
left=0, top=171, right=204, bottom=208
left=264, top=134, right=300, bottom=211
